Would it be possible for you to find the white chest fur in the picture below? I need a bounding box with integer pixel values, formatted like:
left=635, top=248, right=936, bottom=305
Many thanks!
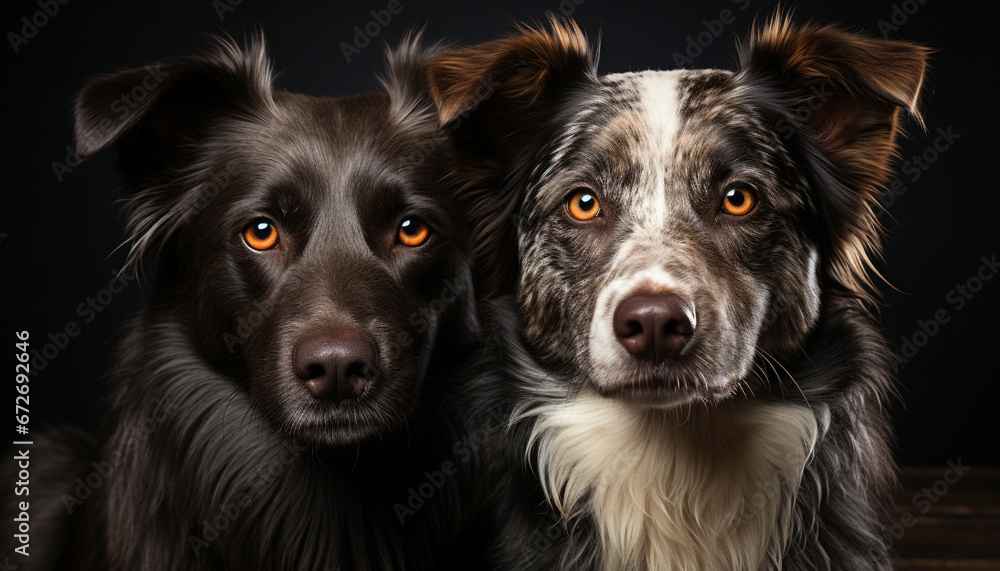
left=524, top=391, right=819, bottom=571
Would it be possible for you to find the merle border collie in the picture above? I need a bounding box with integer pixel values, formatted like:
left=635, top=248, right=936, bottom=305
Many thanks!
left=428, top=13, right=929, bottom=570
left=3, top=33, right=486, bottom=570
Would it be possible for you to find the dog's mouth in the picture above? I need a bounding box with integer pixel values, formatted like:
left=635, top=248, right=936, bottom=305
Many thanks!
left=248, top=358, right=422, bottom=448
left=588, top=337, right=744, bottom=408
left=613, top=386, right=700, bottom=408
left=593, top=377, right=740, bottom=409
left=299, top=378, right=379, bottom=417
left=264, top=376, right=416, bottom=446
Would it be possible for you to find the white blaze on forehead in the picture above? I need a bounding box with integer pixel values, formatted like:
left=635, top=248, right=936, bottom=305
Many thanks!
left=606, top=70, right=687, bottom=230
left=630, top=70, right=685, bottom=153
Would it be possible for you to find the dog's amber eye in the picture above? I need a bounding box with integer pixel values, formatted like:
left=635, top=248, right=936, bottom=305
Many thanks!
left=243, top=220, right=279, bottom=250
left=567, top=189, right=601, bottom=221
left=398, top=217, right=430, bottom=247
left=722, top=185, right=756, bottom=216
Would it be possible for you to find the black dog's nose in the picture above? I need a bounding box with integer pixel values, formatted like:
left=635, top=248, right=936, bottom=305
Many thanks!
left=292, top=330, right=377, bottom=403
left=613, top=294, right=695, bottom=363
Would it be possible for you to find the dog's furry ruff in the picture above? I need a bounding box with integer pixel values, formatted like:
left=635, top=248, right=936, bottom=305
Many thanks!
left=525, top=389, right=818, bottom=571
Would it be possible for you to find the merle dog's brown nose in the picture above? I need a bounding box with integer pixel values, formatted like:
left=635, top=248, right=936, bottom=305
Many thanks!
left=293, top=330, right=377, bottom=403
left=613, top=294, right=694, bottom=363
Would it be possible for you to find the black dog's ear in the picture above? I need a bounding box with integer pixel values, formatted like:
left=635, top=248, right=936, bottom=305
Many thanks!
left=378, top=29, right=446, bottom=137
left=736, top=12, right=930, bottom=302
left=428, top=16, right=598, bottom=298
left=73, top=34, right=277, bottom=276
left=73, top=33, right=276, bottom=181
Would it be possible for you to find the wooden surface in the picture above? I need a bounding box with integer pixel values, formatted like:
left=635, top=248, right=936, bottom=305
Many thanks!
left=893, top=466, right=1000, bottom=570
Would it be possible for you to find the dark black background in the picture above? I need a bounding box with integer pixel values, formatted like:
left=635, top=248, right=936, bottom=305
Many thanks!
left=3, top=0, right=998, bottom=467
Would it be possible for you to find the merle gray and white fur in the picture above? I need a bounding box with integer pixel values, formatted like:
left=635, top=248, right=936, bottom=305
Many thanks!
left=428, top=14, right=929, bottom=571
left=2, top=32, right=488, bottom=570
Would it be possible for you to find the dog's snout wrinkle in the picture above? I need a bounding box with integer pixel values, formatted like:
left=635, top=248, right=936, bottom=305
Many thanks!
left=612, top=293, right=694, bottom=363
left=293, top=329, right=377, bottom=403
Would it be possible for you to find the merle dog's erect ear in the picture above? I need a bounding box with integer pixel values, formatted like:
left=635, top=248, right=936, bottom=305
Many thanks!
left=428, top=15, right=596, bottom=157
left=73, top=34, right=276, bottom=179
left=736, top=13, right=930, bottom=302
left=737, top=14, right=929, bottom=184
left=428, top=16, right=598, bottom=298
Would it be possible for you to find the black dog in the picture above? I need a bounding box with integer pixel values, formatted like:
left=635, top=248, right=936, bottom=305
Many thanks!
left=429, top=14, right=928, bottom=570
left=5, top=33, right=486, bottom=570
